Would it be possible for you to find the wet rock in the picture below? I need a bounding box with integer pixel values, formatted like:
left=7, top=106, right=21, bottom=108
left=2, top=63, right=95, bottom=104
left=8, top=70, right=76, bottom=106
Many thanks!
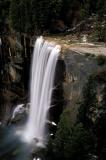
left=10, top=103, right=29, bottom=125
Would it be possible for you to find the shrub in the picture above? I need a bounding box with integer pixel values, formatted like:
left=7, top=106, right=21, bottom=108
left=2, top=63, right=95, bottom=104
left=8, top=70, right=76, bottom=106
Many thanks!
left=96, top=55, right=106, bottom=66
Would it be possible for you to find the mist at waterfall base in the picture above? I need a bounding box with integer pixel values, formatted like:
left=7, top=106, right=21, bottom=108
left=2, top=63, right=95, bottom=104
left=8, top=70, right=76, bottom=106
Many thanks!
left=0, top=37, right=60, bottom=159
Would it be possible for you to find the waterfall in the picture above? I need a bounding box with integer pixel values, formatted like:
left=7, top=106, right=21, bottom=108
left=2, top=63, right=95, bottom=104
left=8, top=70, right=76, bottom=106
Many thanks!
left=23, top=37, right=60, bottom=147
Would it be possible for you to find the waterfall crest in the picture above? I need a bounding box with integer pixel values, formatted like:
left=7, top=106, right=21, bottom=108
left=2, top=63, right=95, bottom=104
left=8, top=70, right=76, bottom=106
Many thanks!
left=23, top=37, right=61, bottom=147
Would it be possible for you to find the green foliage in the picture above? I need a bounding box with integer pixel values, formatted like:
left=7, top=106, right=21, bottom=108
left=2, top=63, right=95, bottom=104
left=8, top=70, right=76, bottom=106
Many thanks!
left=53, top=109, right=72, bottom=159
left=94, top=85, right=106, bottom=160
left=9, top=0, right=32, bottom=32
left=96, top=55, right=106, bottom=66
left=1, top=0, right=106, bottom=34
left=31, top=0, right=62, bottom=31
left=45, top=138, right=54, bottom=160
left=95, top=20, right=106, bottom=42
left=79, top=8, right=87, bottom=20
left=0, top=0, right=10, bottom=33
left=81, top=0, right=90, bottom=17
left=9, top=0, right=21, bottom=31
left=78, top=76, right=97, bottom=127
left=63, top=123, right=92, bottom=160
left=96, top=0, right=106, bottom=17
left=9, top=0, right=62, bottom=33
left=78, top=69, right=106, bottom=160
left=53, top=109, right=92, bottom=160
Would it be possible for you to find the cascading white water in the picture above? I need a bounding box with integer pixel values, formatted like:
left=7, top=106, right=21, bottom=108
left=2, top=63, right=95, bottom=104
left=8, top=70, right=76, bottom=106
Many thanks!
left=23, top=37, right=60, bottom=146
left=11, top=104, right=24, bottom=119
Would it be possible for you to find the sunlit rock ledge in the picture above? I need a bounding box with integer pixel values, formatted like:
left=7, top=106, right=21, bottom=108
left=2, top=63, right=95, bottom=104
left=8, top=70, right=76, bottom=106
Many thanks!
left=45, top=35, right=106, bottom=56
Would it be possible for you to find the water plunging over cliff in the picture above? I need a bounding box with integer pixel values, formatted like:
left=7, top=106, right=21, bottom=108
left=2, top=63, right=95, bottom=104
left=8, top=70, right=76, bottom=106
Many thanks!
left=23, top=37, right=60, bottom=147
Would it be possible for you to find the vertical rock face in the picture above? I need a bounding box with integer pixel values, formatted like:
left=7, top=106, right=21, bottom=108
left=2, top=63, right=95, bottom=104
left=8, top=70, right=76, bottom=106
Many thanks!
left=64, top=50, right=106, bottom=122
left=0, top=35, right=27, bottom=123
left=50, top=58, right=66, bottom=123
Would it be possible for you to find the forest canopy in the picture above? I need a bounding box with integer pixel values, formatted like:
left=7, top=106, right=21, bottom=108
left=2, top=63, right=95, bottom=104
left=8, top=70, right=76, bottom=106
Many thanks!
left=0, top=0, right=106, bottom=33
